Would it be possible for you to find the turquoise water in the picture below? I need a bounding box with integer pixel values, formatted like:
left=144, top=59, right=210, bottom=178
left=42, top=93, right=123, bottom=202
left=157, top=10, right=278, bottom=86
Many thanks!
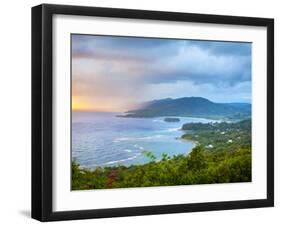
left=72, top=112, right=217, bottom=169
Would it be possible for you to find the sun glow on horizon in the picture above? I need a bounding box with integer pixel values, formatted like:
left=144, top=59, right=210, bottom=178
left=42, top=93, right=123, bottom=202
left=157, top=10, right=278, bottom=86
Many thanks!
left=72, top=96, right=94, bottom=111
left=72, top=96, right=129, bottom=112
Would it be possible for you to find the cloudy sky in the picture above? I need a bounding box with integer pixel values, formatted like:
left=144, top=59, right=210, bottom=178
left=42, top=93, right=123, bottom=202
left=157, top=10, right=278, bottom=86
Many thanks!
left=72, top=34, right=252, bottom=112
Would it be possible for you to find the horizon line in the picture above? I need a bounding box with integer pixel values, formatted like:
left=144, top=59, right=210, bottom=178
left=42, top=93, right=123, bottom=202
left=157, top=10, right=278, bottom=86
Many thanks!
left=72, top=96, right=251, bottom=113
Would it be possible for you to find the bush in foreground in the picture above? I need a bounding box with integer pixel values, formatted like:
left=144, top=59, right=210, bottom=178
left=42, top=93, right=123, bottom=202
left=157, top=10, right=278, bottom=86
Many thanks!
left=72, top=145, right=251, bottom=190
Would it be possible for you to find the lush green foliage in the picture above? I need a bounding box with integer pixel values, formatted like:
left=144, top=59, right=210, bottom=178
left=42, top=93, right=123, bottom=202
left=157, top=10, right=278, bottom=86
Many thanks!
left=72, top=146, right=251, bottom=190
left=181, top=119, right=251, bottom=152
left=72, top=119, right=251, bottom=190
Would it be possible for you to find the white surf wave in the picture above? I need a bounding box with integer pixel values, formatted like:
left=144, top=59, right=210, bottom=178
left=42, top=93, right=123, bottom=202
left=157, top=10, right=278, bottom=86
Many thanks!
left=104, top=153, right=141, bottom=165
left=152, top=119, right=164, bottom=123
left=165, top=127, right=181, bottom=132
left=124, top=149, right=132, bottom=153
left=133, top=144, right=144, bottom=150
left=114, top=135, right=164, bottom=142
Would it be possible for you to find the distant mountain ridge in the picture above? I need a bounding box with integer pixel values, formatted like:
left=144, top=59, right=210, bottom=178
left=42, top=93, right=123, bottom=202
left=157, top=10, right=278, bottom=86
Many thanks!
left=121, top=97, right=251, bottom=120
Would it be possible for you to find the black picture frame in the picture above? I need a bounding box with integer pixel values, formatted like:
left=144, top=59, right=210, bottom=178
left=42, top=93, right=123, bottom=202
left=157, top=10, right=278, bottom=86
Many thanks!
left=32, top=4, right=274, bottom=222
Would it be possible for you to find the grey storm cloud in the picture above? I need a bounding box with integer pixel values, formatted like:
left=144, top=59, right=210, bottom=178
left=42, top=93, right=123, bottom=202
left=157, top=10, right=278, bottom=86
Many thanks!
left=72, top=34, right=252, bottom=87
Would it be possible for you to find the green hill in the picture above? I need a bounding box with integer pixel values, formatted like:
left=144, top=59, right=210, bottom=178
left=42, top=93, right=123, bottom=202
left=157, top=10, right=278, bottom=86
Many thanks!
left=121, top=97, right=251, bottom=120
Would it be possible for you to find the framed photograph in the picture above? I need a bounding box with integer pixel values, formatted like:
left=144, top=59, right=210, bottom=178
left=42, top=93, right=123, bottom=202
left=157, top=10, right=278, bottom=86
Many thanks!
left=32, top=4, right=274, bottom=221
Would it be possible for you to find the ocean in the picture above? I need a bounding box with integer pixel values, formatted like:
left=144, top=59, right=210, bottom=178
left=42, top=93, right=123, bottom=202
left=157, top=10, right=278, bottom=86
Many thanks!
left=72, top=112, right=217, bottom=169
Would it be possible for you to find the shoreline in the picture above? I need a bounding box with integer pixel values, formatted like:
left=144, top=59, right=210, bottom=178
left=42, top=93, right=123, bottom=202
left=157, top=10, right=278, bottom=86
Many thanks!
left=176, top=136, right=198, bottom=149
left=77, top=136, right=197, bottom=171
left=73, top=114, right=208, bottom=170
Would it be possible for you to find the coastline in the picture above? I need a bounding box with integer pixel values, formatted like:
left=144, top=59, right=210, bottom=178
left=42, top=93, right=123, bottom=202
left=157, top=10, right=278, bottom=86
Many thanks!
left=117, top=114, right=225, bottom=121
left=77, top=115, right=213, bottom=168
left=72, top=119, right=251, bottom=190
left=75, top=136, right=197, bottom=170
left=176, top=136, right=198, bottom=149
